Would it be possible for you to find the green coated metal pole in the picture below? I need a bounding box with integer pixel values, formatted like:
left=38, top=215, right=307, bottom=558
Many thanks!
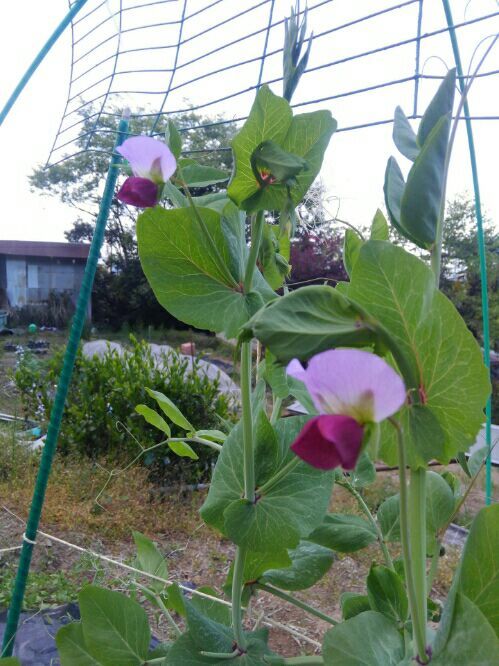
left=441, top=0, right=493, bottom=505
left=0, top=0, right=89, bottom=126
left=1, top=113, right=129, bottom=657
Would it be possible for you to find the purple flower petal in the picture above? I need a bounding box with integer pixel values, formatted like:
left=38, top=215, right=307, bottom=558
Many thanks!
left=286, top=358, right=307, bottom=383
left=116, top=177, right=159, bottom=208
left=117, top=136, right=176, bottom=182
left=287, top=349, right=406, bottom=423
left=291, top=414, right=364, bottom=470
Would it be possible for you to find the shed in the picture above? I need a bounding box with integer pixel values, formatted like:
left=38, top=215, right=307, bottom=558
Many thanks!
left=0, top=240, right=90, bottom=314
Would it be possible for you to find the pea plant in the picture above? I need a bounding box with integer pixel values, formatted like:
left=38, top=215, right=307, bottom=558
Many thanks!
left=52, top=9, right=497, bottom=666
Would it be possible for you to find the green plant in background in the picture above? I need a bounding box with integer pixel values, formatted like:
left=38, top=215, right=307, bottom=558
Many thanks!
left=13, top=337, right=232, bottom=484
left=5, top=4, right=496, bottom=664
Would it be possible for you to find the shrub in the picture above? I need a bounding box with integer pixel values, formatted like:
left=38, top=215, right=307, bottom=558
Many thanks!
left=7, top=291, right=76, bottom=329
left=13, top=337, right=234, bottom=484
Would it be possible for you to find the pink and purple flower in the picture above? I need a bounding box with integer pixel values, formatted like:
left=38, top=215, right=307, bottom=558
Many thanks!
left=287, top=349, right=406, bottom=471
left=116, top=136, right=176, bottom=208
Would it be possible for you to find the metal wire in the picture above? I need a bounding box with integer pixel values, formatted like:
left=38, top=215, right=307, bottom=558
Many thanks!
left=45, top=0, right=499, bottom=167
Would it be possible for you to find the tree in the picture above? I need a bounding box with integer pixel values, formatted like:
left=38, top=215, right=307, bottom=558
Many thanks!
left=440, top=195, right=498, bottom=350
left=30, top=106, right=237, bottom=327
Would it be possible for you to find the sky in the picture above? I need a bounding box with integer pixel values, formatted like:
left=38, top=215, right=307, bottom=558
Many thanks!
left=0, top=0, right=498, bottom=242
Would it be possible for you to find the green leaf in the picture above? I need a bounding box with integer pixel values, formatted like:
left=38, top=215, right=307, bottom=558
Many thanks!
left=457, top=504, right=499, bottom=636
left=349, top=451, right=376, bottom=489
left=245, top=284, right=376, bottom=364
left=393, top=106, right=419, bottom=161
left=167, top=629, right=274, bottom=665
left=251, top=140, right=308, bottom=185
left=78, top=586, right=151, bottom=666
left=432, top=593, right=499, bottom=665
left=133, top=531, right=168, bottom=594
left=287, top=375, right=318, bottom=414
left=223, top=548, right=292, bottom=599
left=417, top=68, right=456, bottom=147
left=228, top=85, right=336, bottom=212
left=56, top=622, right=100, bottom=666
left=348, top=241, right=490, bottom=466
left=261, top=349, right=290, bottom=399
left=260, top=223, right=291, bottom=290
left=165, top=119, right=182, bottom=159
left=195, top=429, right=227, bottom=443
left=370, top=209, right=390, bottom=241
left=191, top=191, right=230, bottom=213
left=384, top=157, right=419, bottom=246
left=168, top=440, right=198, bottom=459
left=323, top=611, right=405, bottom=665
left=145, top=388, right=193, bottom=432
left=343, top=229, right=364, bottom=277
left=201, top=416, right=334, bottom=552
left=135, top=404, right=171, bottom=436
left=190, top=587, right=232, bottom=627
left=184, top=598, right=233, bottom=653
left=378, top=472, right=454, bottom=551
left=340, top=592, right=371, bottom=620
left=261, top=540, right=335, bottom=590
left=162, top=180, right=188, bottom=208
left=309, top=514, right=377, bottom=553
left=400, top=113, right=451, bottom=248
left=138, top=205, right=274, bottom=338
left=468, top=445, right=488, bottom=477
left=367, top=565, right=408, bottom=623
left=179, top=160, right=229, bottom=187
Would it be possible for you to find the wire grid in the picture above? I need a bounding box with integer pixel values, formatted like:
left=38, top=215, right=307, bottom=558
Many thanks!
left=46, top=0, right=499, bottom=168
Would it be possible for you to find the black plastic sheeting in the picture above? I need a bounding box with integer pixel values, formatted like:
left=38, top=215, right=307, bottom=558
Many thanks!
left=0, top=604, right=159, bottom=665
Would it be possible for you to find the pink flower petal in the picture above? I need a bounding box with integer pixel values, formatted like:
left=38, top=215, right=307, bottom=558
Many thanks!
left=116, top=177, right=159, bottom=208
left=291, top=414, right=364, bottom=470
left=290, top=349, right=406, bottom=423
left=117, top=136, right=176, bottom=182
left=286, top=358, right=307, bottom=383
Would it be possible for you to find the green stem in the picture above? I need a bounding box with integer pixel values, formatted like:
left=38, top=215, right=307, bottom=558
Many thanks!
left=244, top=210, right=265, bottom=292
left=176, top=168, right=239, bottom=289
left=270, top=396, right=283, bottom=425
left=168, top=436, right=222, bottom=453
left=200, top=649, right=240, bottom=659
left=241, top=342, right=255, bottom=502
left=427, top=544, right=440, bottom=592
left=231, top=545, right=248, bottom=651
left=256, top=583, right=338, bottom=626
left=257, top=456, right=300, bottom=495
left=339, top=481, right=394, bottom=570
left=390, top=418, right=428, bottom=663
left=409, top=467, right=428, bottom=659
left=265, top=657, right=324, bottom=665
left=134, top=582, right=181, bottom=638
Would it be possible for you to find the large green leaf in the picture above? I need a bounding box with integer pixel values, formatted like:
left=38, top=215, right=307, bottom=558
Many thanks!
left=384, top=157, right=420, bottom=246
left=400, top=114, right=451, bottom=248
left=343, top=229, right=363, bottom=277
left=348, top=241, right=490, bottom=466
left=245, top=284, right=377, bottom=363
left=432, top=593, right=499, bottom=665
left=457, top=504, right=499, bottom=636
left=340, top=592, right=371, bottom=620
left=200, top=416, right=334, bottom=552
left=370, top=209, right=390, bottom=241
left=228, top=85, right=336, bottom=212
left=309, top=514, right=377, bottom=553
left=261, top=540, right=335, bottom=590
left=178, top=159, right=229, bottom=187
left=56, top=623, right=100, bottom=666
left=78, top=586, right=151, bottom=666
left=137, top=205, right=274, bottom=338
left=367, top=565, right=408, bottom=623
left=323, top=611, right=405, bottom=665
left=417, top=68, right=456, bottom=147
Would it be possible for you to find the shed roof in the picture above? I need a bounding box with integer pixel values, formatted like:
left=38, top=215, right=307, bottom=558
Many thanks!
left=0, top=240, right=90, bottom=260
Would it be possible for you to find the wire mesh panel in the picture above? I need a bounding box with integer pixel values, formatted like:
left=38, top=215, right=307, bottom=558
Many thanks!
left=46, top=0, right=499, bottom=169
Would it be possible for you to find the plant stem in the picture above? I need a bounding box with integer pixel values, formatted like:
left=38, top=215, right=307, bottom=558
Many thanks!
left=256, top=583, right=338, bottom=626
left=409, top=467, right=428, bottom=658
left=270, top=396, right=283, bottom=425
left=168, top=436, right=223, bottom=453
left=339, top=480, right=394, bottom=570
left=155, top=593, right=182, bottom=638
left=200, top=648, right=240, bottom=659
left=257, top=456, right=300, bottom=495
left=244, top=210, right=265, bottom=292
left=265, top=657, right=324, bottom=665
left=241, top=342, right=255, bottom=502
left=390, top=418, right=428, bottom=663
